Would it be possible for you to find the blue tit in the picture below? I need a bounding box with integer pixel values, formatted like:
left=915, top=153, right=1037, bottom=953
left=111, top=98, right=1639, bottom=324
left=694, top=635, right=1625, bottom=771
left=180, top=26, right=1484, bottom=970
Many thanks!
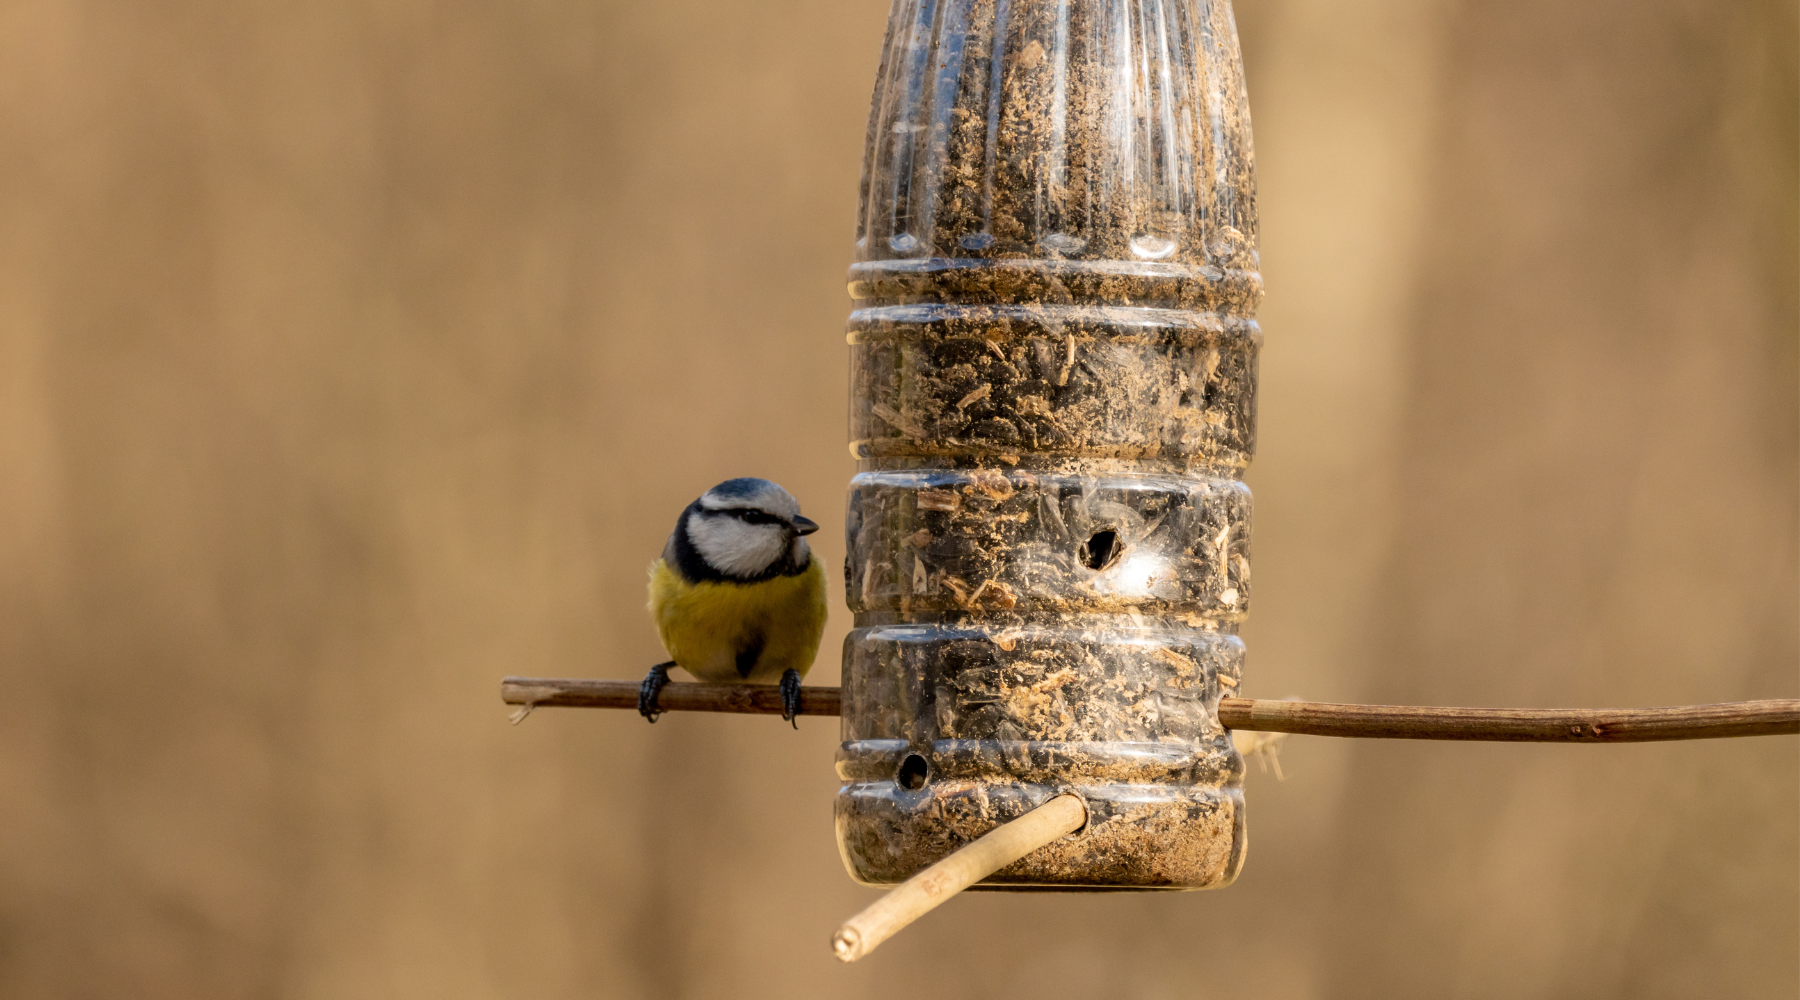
left=638, top=478, right=828, bottom=727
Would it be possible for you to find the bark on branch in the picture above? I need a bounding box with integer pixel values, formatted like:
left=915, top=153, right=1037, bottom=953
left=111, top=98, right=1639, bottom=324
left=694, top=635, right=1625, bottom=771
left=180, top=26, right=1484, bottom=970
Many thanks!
left=500, top=677, right=1798, bottom=741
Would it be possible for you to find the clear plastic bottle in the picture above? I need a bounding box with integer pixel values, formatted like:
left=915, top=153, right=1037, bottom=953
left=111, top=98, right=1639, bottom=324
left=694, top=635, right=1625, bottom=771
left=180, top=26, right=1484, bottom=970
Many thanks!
left=836, top=0, right=1261, bottom=889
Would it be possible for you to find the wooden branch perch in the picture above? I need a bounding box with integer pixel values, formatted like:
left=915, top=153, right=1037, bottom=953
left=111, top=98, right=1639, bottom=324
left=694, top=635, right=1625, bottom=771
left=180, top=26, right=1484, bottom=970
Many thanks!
left=500, top=677, right=1799, bottom=741
left=1215, top=697, right=1799, bottom=742
left=501, top=677, right=841, bottom=716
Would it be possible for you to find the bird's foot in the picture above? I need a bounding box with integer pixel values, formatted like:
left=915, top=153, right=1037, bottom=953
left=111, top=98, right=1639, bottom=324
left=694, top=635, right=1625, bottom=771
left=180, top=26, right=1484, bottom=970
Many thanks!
left=779, top=669, right=802, bottom=729
left=638, top=661, right=675, bottom=723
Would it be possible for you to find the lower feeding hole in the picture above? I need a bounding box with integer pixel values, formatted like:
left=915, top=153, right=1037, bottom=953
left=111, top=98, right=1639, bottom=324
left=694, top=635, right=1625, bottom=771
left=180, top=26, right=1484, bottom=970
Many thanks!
left=897, top=753, right=930, bottom=790
left=1079, top=529, right=1122, bottom=571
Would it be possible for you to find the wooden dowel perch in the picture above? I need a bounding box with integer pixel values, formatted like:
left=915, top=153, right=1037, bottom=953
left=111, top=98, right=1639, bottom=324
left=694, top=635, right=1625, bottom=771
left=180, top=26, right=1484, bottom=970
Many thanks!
left=831, top=793, right=1088, bottom=963
left=500, top=677, right=1799, bottom=741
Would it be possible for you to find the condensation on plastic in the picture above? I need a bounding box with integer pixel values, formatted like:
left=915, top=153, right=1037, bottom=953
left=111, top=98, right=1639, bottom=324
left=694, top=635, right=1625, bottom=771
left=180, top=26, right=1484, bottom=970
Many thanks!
left=836, top=0, right=1261, bottom=890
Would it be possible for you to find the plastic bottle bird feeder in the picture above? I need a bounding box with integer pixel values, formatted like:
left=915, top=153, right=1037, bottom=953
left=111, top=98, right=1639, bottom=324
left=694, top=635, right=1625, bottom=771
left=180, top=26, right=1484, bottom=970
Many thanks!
left=832, top=0, right=1261, bottom=892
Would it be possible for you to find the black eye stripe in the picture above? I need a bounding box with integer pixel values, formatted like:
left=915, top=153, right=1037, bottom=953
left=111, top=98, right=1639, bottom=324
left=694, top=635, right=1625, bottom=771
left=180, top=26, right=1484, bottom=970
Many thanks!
left=713, top=508, right=784, bottom=526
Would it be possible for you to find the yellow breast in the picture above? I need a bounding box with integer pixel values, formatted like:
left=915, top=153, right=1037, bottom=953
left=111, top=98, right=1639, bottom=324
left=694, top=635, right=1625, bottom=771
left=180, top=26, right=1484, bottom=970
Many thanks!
left=647, top=556, right=828, bottom=684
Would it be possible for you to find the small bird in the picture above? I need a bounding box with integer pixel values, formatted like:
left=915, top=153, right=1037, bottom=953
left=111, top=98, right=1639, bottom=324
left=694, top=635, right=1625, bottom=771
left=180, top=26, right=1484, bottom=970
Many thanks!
left=640, top=478, right=828, bottom=726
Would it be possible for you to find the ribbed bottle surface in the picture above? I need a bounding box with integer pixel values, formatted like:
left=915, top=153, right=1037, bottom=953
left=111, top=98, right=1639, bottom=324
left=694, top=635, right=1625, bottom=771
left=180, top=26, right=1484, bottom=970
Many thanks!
left=838, top=0, right=1260, bottom=890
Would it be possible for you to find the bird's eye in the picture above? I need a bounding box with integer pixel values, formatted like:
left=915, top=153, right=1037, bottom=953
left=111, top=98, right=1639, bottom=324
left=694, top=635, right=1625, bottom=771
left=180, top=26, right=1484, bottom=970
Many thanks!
left=738, top=509, right=781, bottom=526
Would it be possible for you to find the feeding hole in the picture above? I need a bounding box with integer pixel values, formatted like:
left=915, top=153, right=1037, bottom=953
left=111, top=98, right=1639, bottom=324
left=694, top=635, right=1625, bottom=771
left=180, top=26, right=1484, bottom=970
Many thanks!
left=897, top=753, right=930, bottom=790
left=1079, top=529, right=1122, bottom=571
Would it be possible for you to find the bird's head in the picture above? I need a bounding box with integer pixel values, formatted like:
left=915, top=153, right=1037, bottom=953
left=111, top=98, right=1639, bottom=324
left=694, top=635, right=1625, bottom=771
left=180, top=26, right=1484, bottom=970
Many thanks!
left=677, top=478, right=819, bottom=582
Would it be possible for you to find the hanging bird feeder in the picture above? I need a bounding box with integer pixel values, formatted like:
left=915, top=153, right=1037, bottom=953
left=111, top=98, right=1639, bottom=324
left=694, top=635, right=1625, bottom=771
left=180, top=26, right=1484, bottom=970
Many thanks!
left=835, top=0, right=1260, bottom=895
left=500, top=0, right=1798, bottom=965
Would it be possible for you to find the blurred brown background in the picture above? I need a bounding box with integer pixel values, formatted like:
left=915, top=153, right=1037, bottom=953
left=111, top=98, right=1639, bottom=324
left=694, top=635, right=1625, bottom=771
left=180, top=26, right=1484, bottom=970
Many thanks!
left=0, top=0, right=1794, bottom=995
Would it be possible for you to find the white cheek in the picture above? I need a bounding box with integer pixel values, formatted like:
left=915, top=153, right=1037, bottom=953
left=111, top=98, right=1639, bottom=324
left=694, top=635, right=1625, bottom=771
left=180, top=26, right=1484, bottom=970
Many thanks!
left=690, top=517, right=786, bottom=577
left=788, top=536, right=810, bottom=566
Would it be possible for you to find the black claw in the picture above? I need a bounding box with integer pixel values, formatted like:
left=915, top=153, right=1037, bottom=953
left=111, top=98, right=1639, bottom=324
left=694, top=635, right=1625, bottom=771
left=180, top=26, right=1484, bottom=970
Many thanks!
left=780, top=669, right=802, bottom=729
left=639, top=661, right=674, bottom=723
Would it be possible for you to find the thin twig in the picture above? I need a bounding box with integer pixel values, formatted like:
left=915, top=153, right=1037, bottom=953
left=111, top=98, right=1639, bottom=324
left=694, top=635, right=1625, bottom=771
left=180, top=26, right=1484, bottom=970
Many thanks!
left=500, top=677, right=841, bottom=716
left=1214, top=698, right=1800, bottom=742
left=500, top=677, right=1799, bottom=741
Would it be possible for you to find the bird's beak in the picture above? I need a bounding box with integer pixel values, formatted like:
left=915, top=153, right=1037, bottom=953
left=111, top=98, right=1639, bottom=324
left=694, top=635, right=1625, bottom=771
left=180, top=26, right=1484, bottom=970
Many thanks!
left=791, top=515, right=819, bottom=536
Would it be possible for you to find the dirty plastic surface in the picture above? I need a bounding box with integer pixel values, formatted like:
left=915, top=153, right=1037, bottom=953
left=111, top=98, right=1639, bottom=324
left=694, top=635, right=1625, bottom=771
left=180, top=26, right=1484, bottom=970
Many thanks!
left=836, top=0, right=1261, bottom=890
